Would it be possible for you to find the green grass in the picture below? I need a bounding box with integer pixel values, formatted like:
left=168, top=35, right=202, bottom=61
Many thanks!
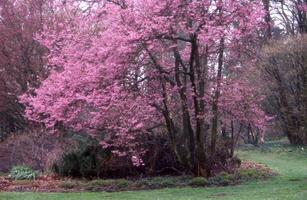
left=1, top=140, right=307, bottom=200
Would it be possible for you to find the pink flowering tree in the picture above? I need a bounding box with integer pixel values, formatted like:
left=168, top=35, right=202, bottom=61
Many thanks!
left=20, top=0, right=268, bottom=176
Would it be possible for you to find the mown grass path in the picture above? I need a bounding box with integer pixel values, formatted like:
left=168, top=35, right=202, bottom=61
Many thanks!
left=1, top=141, right=307, bottom=200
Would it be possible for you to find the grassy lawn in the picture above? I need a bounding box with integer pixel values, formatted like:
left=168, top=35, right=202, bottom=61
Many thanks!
left=1, top=140, right=307, bottom=200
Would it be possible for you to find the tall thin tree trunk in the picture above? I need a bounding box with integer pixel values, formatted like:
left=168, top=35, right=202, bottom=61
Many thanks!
left=262, top=0, right=272, bottom=39
left=189, top=35, right=209, bottom=176
left=173, top=46, right=195, bottom=169
left=211, top=38, right=224, bottom=155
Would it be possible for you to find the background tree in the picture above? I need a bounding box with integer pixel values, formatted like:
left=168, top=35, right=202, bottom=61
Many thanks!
left=0, top=0, right=50, bottom=140
left=261, top=35, right=307, bottom=144
left=257, top=0, right=307, bottom=144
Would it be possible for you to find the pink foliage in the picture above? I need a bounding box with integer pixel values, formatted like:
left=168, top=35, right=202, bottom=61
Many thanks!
left=20, top=0, right=268, bottom=165
left=298, top=2, right=307, bottom=12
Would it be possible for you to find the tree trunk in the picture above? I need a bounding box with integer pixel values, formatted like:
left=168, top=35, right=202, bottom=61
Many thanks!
left=173, top=46, right=195, bottom=169
left=262, top=0, right=272, bottom=39
left=189, top=35, right=209, bottom=177
left=211, top=38, right=224, bottom=155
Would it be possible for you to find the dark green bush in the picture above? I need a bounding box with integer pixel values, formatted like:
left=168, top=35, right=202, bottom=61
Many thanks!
left=52, top=136, right=111, bottom=178
left=189, top=177, right=208, bottom=187
left=9, top=165, right=37, bottom=180
left=53, top=152, right=80, bottom=177
left=208, top=172, right=236, bottom=186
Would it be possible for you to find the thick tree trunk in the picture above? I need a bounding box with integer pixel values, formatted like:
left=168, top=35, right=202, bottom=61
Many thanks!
left=189, top=35, right=209, bottom=177
left=173, top=46, right=195, bottom=169
left=211, top=38, right=224, bottom=155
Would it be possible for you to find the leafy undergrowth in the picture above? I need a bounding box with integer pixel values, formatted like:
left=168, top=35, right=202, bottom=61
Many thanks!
left=0, top=161, right=275, bottom=192
left=1, top=140, right=307, bottom=199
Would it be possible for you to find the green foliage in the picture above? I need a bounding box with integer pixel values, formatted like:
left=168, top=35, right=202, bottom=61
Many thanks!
left=52, top=136, right=111, bottom=178
left=189, top=177, right=208, bottom=187
left=53, top=152, right=79, bottom=177
left=208, top=172, right=236, bottom=186
left=9, top=165, right=37, bottom=180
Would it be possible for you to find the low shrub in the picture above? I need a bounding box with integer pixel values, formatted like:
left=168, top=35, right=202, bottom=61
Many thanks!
left=87, top=179, right=114, bottom=187
left=189, top=177, right=208, bottom=187
left=9, top=165, right=37, bottom=180
left=237, top=168, right=271, bottom=182
left=52, top=136, right=111, bottom=178
left=115, top=179, right=130, bottom=188
left=208, top=172, right=236, bottom=186
left=134, top=177, right=177, bottom=189
left=60, top=181, right=77, bottom=189
left=84, top=179, right=131, bottom=191
left=152, top=177, right=176, bottom=187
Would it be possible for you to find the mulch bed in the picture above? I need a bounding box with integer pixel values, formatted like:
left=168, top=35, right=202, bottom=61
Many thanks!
left=0, top=161, right=277, bottom=192
left=0, top=175, right=74, bottom=192
left=240, top=161, right=277, bottom=175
